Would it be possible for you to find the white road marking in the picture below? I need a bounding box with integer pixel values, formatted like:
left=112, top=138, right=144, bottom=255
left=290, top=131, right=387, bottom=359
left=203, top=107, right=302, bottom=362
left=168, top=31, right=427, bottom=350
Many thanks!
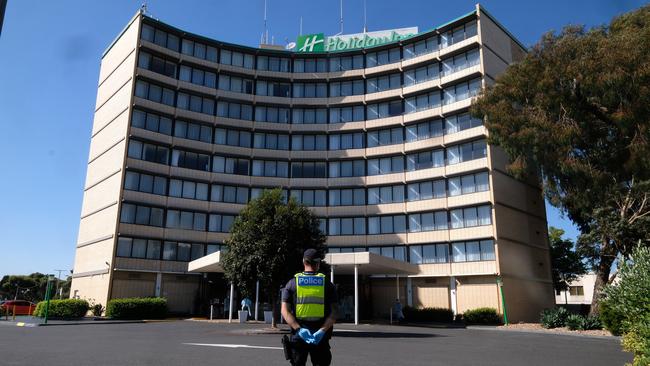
left=183, top=343, right=283, bottom=350
left=334, top=329, right=362, bottom=332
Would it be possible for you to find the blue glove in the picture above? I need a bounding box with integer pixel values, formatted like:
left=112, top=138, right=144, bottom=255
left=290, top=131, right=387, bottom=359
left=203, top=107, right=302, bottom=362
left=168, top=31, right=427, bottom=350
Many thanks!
left=311, top=329, right=326, bottom=345
left=297, top=328, right=313, bottom=343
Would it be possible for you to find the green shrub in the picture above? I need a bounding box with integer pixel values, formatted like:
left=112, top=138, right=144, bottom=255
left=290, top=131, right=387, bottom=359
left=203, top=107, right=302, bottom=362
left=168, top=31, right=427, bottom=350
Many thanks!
left=402, top=306, right=454, bottom=323
left=581, top=315, right=602, bottom=330
left=106, top=297, right=167, bottom=319
left=566, top=314, right=583, bottom=330
left=33, top=299, right=89, bottom=318
left=621, top=317, right=650, bottom=366
left=463, top=307, right=502, bottom=325
left=599, top=299, right=625, bottom=336
left=540, top=307, right=570, bottom=328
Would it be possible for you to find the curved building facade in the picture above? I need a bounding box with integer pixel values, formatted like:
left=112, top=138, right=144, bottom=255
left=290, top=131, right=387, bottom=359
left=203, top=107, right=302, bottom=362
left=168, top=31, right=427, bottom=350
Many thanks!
left=71, top=4, right=554, bottom=321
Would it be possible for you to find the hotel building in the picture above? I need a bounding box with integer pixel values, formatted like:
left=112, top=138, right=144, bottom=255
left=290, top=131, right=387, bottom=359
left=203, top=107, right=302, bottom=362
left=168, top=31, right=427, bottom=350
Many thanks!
left=71, top=4, right=554, bottom=322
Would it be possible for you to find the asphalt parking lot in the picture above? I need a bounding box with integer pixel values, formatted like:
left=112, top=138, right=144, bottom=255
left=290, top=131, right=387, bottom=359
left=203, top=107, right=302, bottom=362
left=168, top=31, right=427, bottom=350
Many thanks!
left=0, top=320, right=631, bottom=365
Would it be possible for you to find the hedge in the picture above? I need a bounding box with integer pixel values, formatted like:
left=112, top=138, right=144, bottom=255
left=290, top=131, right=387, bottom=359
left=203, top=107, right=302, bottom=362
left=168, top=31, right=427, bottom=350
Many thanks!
left=463, top=307, right=502, bottom=325
left=33, top=299, right=89, bottom=318
left=106, top=297, right=167, bottom=319
left=402, top=306, right=454, bottom=323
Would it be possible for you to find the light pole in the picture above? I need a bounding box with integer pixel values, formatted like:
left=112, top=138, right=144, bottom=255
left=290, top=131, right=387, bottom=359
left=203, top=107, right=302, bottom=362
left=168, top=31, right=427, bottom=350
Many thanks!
left=54, top=269, right=66, bottom=299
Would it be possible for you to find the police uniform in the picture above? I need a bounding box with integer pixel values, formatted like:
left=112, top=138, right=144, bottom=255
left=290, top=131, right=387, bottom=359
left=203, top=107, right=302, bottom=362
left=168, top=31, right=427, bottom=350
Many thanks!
left=282, top=271, right=337, bottom=366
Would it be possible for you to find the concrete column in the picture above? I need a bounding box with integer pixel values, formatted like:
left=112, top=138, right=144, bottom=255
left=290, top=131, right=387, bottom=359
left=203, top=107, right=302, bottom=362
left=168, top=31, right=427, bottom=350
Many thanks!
left=396, top=275, right=400, bottom=300
left=255, top=280, right=260, bottom=321
left=450, top=276, right=457, bottom=315
left=330, top=265, right=335, bottom=284
left=354, top=264, right=359, bottom=325
left=155, top=272, right=162, bottom=297
left=228, top=283, right=234, bottom=323
left=406, top=277, right=413, bottom=307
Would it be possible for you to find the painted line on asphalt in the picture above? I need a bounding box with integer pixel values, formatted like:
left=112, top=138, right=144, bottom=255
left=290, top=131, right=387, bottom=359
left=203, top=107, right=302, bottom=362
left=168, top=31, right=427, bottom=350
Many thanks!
left=183, top=343, right=283, bottom=350
left=334, top=329, right=362, bottom=332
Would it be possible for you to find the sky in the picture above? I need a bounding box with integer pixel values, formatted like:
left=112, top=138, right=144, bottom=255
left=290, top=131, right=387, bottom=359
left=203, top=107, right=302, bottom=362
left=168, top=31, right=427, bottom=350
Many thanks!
left=0, top=0, right=643, bottom=278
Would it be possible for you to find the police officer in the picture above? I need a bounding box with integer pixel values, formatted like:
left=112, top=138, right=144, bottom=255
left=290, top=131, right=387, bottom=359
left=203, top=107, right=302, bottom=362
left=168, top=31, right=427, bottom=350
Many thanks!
left=281, top=249, right=337, bottom=366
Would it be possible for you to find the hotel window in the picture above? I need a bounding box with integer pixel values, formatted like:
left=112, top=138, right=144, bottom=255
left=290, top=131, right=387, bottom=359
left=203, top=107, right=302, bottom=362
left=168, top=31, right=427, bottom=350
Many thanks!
left=329, top=105, right=365, bottom=123
left=127, top=140, right=169, bottom=165
left=170, top=149, right=210, bottom=171
left=408, top=211, right=448, bottom=232
left=175, top=120, right=212, bottom=143
left=124, top=171, right=167, bottom=196
left=211, top=184, right=249, bottom=204
left=406, top=149, right=445, bottom=171
left=404, top=90, right=441, bottom=114
left=367, top=101, right=403, bottom=120
left=441, top=48, right=480, bottom=76
left=443, top=78, right=481, bottom=105
left=440, top=20, right=477, bottom=49
left=141, top=24, right=180, bottom=52
left=169, top=179, right=209, bottom=201
left=366, top=73, right=401, bottom=93
left=368, top=185, right=404, bottom=204
left=329, top=247, right=366, bottom=254
left=256, top=80, right=291, bottom=97
left=293, top=82, right=327, bottom=98
left=407, top=179, right=446, bottom=201
left=214, top=128, right=252, bottom=148
left=448, top=172, right=490, bottom=196
left=290, top=189, right=327, bottom=207
left=165, top=209, right=206, bottom=231
left=218, top=74, right=254, bottom=94
left=255, top=106, right=291, bottom=123
left=117, top=238, right=163, bottom=260
left=138, top=51, right=177, bottom=78
left=328, top=217, right=366, bottom=236
left=252, top=160, right=290, bottom=178
left=403, top=36, right=438, bottom=59
left=445, top=112, right=483, bottom=134
left=120, top=203, right=164, bottom=227
left=180, top=39, right=217, bottom=62
left=328, top=55, right=364, bottom=71
left=293, top=58, right=327, bottom=73
left=569, top=286, right=585, bottom=296
left=404, top=63, right=440, bottom=86
left=367, top=246, right=407, bottom=262
left=291, top=135, right=327, bottom=151
left=409, top=244, right=449, bottom=264
left=367, top=156, right=404, bottom=176
left=212, top=156, right=250, bottom=175
left=329, top=132, right=364, bottom=150
left=291, top=162, right=327, bottom=178
left=177, top=242, right=192, bottom=261
left=330, top=80, right=365, bottom=97
left=178, top=65, right=216, bottom=88
left=367, top=127, right=403, bottom=147
left=176, top=92, right=215, bottom=115
left=131, top=110, right=172, bottom=135
left=452, top=239, right=494, bottom=262
left=368, top=214, right=407, bottom=234
left=446, top=140, right=487, bottom=165
left=292, top=108, right=328, bottom=124
left=135, top=80, right=175, bottom=106
left=217, top=101, right=253, bottom=120
left=208, top=214, right=236, bottom=232
left=366, top=48, right=400, bottom=67
left=257, top=56, right=290, bottom=72
left=329, top=160, right=366, bottom=178
left=329, top=188, right=366, bottom=206
left=405, top=119, right=444, bottom=142
left=253, top=132, right=290, bottom=150
left=220, top=49, right=254, bottom=69
left=450, top=205, right=492, bottom=229
left=251, top=188, right=288, bottom=202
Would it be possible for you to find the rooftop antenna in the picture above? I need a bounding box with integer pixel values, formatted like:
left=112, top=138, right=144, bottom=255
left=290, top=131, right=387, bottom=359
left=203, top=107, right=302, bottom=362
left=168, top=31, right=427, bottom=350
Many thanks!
left=263, top=0, right=269, bottom=44
left=339, top=0, right=344, bottom=35
left=140, top=2, right=148, bottom=15
left=363, top=0, right=367, bottom=33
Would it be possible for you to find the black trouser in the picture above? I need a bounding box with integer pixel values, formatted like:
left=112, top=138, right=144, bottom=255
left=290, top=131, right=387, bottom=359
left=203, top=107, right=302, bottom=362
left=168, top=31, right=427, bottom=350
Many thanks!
left=289, top=336, right=331, bottom=366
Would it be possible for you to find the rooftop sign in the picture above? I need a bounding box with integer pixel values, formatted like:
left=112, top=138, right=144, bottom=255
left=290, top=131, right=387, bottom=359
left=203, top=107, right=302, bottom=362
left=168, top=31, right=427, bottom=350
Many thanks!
left=291, top=27, right=418, bottom=53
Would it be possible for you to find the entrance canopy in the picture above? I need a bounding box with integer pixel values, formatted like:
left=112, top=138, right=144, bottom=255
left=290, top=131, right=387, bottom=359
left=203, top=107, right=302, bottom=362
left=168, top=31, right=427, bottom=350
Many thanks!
left=188, top=251, right=223, bottom=273
left=325, top=252, right=418, bottom=275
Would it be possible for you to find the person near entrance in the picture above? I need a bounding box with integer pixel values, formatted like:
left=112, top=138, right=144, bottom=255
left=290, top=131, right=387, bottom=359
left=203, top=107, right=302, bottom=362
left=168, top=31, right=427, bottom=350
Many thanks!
left=281, top=249, right=338, bottom=366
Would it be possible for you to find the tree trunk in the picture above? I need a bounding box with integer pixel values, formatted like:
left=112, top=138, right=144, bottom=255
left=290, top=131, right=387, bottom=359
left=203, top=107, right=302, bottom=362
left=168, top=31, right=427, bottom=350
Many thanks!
left=589, top=241, right=616, bottom=316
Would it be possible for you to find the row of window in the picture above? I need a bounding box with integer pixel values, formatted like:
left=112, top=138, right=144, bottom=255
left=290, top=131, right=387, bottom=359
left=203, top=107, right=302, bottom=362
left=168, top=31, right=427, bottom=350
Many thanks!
left=124, top=170, right=489, bottom=207
left=127, top=138, right=487, bottom=177
left=140, top=20, right=477, bottom=71
left=116, top=237, right=226, bottom=262
left=120, top=201, right=491, bottom=236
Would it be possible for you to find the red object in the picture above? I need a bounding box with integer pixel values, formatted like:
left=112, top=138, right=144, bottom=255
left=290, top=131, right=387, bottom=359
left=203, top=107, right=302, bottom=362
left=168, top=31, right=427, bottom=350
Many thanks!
left=1, top=300, right=37, bottom=315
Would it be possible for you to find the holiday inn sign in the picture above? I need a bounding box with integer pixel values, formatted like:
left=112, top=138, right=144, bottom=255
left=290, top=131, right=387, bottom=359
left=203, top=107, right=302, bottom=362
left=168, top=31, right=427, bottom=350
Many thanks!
left=292, top=27, right=418, bottom=53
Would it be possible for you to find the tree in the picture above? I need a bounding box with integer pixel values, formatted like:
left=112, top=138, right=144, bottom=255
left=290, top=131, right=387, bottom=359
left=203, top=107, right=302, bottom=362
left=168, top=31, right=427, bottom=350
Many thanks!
left=471, top=5, right=650, bottom=315
left=602, top=246, right=650, bottom=365
left=548, top=227, right=587, bottom=303
left=0, top=273, right=51, bottom=302
left=221, top=188, right=327, bottom=328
